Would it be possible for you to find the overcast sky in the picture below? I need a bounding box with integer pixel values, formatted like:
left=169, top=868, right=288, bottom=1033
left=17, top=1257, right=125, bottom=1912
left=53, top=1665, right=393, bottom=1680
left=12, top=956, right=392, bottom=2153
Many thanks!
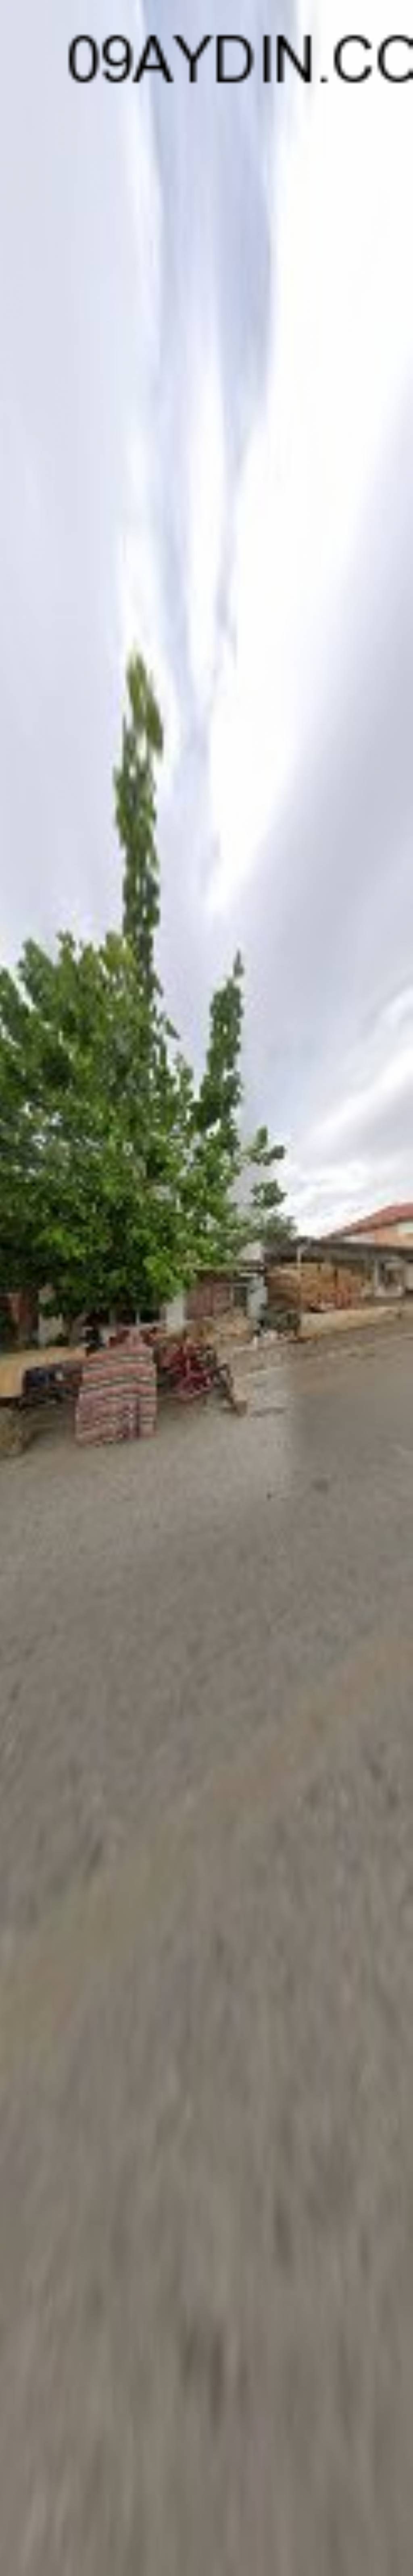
left=1, top=0, right=412, bottom=1228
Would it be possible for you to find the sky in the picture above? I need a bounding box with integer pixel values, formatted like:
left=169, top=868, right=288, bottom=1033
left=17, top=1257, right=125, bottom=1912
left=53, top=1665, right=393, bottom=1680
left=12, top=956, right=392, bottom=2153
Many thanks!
left=1, top=0, right=412, bottom=1230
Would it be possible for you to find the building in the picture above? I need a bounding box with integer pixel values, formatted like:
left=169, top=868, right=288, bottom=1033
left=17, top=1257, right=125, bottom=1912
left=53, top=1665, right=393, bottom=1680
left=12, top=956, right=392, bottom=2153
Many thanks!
left=338, top=1204, right=413, bottom=1297
left=267, top=1204, right=413, bottom=1317
left=1, top=1288, right=38, bottom=1348
left=185, top=1251, right=267, bottom=1333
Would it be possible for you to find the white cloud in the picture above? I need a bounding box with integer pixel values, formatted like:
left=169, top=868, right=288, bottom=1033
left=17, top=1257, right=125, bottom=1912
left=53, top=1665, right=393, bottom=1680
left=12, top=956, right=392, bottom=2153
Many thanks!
left=2, top=0, right=413, bottom=1227
left=289, top=984, right=413, bottom=1230
left=207, top=0, right=413, bottom=908
left=125, top=2, right=163, bottom=374
left=316, top=1045, right=413, bottom=1156
left=118, top=454, right=182, bottom=789
left=185, top=322, right=226, bottom=706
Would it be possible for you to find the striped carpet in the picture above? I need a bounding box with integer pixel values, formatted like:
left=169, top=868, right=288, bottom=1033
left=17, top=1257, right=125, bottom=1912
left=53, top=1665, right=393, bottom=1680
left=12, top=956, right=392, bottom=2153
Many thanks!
left=75, top=1340, right=157, bottom=1446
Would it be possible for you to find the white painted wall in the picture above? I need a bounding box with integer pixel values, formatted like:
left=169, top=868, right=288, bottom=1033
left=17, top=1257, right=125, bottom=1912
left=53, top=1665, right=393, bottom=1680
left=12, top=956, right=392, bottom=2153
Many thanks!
left=246, top=1274, right=267, bottom=1324
left=38, top=1291, right=65, bottom=1346
left=163, top=1293, right=185, bottom=1332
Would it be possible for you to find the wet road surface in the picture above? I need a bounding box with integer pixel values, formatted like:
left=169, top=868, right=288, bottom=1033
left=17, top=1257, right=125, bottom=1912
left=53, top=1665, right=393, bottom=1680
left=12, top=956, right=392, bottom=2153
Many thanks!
left=1, top=1328, right=413, bottom=2572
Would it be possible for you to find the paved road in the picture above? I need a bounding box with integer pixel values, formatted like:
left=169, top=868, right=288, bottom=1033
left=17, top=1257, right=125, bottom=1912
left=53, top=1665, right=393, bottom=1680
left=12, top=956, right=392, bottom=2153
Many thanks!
left=1, top=1329, right=413, bottom=2574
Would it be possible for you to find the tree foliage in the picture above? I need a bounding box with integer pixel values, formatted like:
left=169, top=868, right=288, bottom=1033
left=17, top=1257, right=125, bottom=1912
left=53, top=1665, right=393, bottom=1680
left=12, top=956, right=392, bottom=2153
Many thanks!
left=188, top=951, right=288, bottom=1267
left=0, top=653, right=290, bottom=1319
left=115, top=652, right=163, bottom=993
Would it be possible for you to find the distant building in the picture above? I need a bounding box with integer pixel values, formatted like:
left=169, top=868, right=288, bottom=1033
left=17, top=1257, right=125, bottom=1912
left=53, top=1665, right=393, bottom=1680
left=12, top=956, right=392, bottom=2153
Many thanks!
left=2, top=1289, right=38, bottom=1347
left=334, top=1204, right=413, bottom=1298
left=266, top=1203, right=413, bottom=1315
left=184, top=1254, right=267, bottom=1332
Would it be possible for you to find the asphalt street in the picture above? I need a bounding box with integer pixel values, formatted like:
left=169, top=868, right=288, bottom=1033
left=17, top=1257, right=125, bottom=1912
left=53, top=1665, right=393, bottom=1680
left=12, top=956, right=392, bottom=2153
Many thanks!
left=1, top=1326, right=413, bottom=2574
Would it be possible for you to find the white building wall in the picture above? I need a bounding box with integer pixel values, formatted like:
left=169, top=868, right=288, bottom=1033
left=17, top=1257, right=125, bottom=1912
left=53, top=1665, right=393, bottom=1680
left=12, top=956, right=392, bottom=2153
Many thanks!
left=163, top=1293, right=185, bottom=1332
left=246, top=1274, right=267, bottom=1325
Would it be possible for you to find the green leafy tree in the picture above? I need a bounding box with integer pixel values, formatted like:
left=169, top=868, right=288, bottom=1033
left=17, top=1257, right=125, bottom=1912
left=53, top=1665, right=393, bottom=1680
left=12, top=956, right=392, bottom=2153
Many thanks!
left=115, top=652, right=163, bottom=993
left=0, top=931, right=195, bottom=1320
left=0, top=651, right=290, bottom=1320
left=248, top=1128, right=294, bottom=1252
left=189, top=952, right=288, bottom=1267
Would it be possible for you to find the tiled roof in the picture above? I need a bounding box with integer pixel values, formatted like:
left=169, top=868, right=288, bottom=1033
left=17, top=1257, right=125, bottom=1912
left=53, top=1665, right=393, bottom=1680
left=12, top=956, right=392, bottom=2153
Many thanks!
left=343, top=1204, right=413, bottom=1236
